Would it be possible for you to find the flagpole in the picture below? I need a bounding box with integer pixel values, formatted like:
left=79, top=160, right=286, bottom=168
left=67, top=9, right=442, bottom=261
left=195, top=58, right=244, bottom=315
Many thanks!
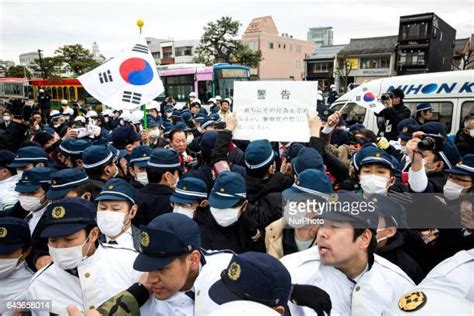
left=137, top=19, right=148, bottom=130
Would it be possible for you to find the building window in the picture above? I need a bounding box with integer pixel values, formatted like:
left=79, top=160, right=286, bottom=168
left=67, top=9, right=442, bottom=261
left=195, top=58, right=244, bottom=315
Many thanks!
left=283, top=44, right=286, bottom=49
left=163, top=52, right=173, bottom=59
left=247, top=42, right=257, bottom=50
left=401, top=22, right=429, bottom=40
left=175, top=46, right=193, bottom=57
left=308, top=62, right=332, bottom=73
left=269, top=42, right=274, bottom=49
left=152, top=52, right=160, bottom=59
left=296, top=45, right=301, bottom=53
left=278, top=44, right=281, bottom=48
left=398, top=50, right=426, bottom=66
left=360, top=57, right=391, bottom=69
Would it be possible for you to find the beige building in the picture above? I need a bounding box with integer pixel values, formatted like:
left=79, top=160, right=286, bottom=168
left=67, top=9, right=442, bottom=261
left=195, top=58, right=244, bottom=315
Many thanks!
left=241, top=16, right=315, bottom=80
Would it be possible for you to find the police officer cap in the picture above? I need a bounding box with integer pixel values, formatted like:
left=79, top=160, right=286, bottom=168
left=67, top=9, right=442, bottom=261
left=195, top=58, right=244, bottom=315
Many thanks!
left=419, top=122, right=447, bottom=137
left=194, top=113, right=206, bottom=122
left=129, top=145, right=153, bottom=168
left=182, top=111, right=193, bottom=122
left=47, top=168, right=89, bottom=200
left=318, top=108, right=334, bottom=121
left=147, top=148, right=182, bottom=171
left=201, top=117, right=215, bottom=129
left=82, top=145, right=114, bottom=169
left=445, top=154, right=474, bottom=178
left=133, top=213, right=201, bottom=271
left=283, top=169, right=333, bottom=202
left=7, top=146, right=48, bottom=168
left=111, top=126, right=141, bottom=150
left=244, top=139, right=276, bottom=171
left=397, top=119, right=419, bottom=141
left=174, top=122, right=187, bottom=131
left=15, top=167, right=51, bottom=193
left=171, top=177, right=208, bottom=205
left=0, top=217, right=31, bottom=255
left=96, top=178, right=136, bottom=205
left=209, top=172, right=246, bottom=209
left=209, top=113, right=221, bottom=121
left=198, top=107, right=209, bottom=116
left=59, top=139, right=92, bottom=156
left=368, top=194, right=403, bottom=228
left=318, top=191, right=379, bottom=230
left=292, top=147, right=324, bottom=176
left=41, top=198, right=97, bottom=238
left=284, top=143, right=305, bottom=161
left=357, top=145, right=397, bottom=170
left=0, top=150, right=16, bottom=168
left=209, top=252, right=291, bottom=311
left=415, top=103, right=432, bottom=113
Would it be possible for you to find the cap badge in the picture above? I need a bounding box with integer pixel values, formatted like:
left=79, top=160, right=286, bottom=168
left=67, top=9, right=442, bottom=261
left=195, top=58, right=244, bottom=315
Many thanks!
left=24, top=176, right=29, bottom=180
left=398, top=291, right=426, bottom=312
left=53, top=180, right=57, bottom=185
left=220, top=188, right=225, bottom=192
left=227, top=262, right=241, bottom=281
left=324, top=111, right=328, bottom=115
left=108, top=185, right=114, bottom=190
left=183, top=186, right=187, bottom=191
left=52, top=206, right=66, bottom=219
left=327, top=194, right=338, bottom=203
left=372, top=197, right=378, bottom=203
left=375, top=153, right=381, bottom=157
left=402, top=127, right=408, bottom=133
left=141, top=231, right=150, bottom=247
left=0, top=227, right=7, bottom=238
left=142, top=153, right=147, bottom=157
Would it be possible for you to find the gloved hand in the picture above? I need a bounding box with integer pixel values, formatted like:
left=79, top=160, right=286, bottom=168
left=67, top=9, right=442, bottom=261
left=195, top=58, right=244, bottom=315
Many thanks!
left=290, top=284, right=332, bottom=316
left=377, top=136, right=389, bottom=150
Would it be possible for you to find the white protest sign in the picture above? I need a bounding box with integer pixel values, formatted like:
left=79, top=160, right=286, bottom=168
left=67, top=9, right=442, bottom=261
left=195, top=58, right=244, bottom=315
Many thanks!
left=232, top=81, right=318, bottom=142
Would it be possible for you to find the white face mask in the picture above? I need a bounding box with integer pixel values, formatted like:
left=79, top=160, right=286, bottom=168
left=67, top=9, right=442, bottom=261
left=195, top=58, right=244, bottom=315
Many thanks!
left=19, top=195, right=43, bottom=212
left=360, top=174, right=389, bottom=195
left=0, top=257, right=21, bottom=279
left=104, top=117, right=110, bottom=123
left=3, top=116, right=11, bottom=122
left=135, top=172, right=149, bottom=186
left=376, top=228, right=390, bottom=244
left=173, top=206, right=195, bottom=219
left=166, top=112, right=172, bottom=118
left=97, top=211, right=127, bottom=238
left=53, top=123, right=61, bottom=128
left=186, top=134, right=194, bottom=145
left=48, top=239, right=90, bottom=270
left=16, top=170, right=24, bottom=179
left=443, top=180, right=465, bottom=200
left=470, top=129, right=474, bottom=138
left=210, top=206, right=240, bottom=227
left=149, top=129, right=161, bottom=138
left=400, top=145, right=407, bottom=154
left=120, top=119, right=125, bottom=126
left=197, top=126, right=204, bottom=134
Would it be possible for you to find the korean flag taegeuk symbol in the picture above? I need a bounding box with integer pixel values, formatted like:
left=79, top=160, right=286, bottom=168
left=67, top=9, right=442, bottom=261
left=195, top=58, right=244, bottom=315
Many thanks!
left=78, top=37, right=164, bottom=111
left=353, top=86, right=385, bottom=114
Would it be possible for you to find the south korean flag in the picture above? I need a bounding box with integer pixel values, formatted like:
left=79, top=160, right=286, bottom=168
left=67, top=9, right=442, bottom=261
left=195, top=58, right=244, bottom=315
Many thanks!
left=78, top=37, right=164, bottom=111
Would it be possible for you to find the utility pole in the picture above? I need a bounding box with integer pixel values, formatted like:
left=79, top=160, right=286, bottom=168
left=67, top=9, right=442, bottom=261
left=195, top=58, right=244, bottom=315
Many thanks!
left=37, top=49, right=46, bottom=79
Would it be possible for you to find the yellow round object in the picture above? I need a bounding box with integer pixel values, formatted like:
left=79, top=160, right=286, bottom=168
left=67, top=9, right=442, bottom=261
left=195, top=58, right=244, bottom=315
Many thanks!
left=137, top=19, right=144, bottom=27
left=398, top=291, right=427, bottom=312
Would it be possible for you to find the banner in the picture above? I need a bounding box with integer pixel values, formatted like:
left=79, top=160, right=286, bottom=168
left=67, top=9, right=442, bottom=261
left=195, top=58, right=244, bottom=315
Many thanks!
left=78, top=37, right=164, bottom=111
left=232, top=81, right=318, bottom=142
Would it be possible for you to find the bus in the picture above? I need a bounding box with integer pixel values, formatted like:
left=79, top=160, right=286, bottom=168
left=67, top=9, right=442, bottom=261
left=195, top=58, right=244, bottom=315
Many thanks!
left=0, top=78, right=33, bottom=106
left=158, top=63, right=250, bottom=105
left=30, top=78, right=99, bottom=108
left=331, top=70, right=474, bottom=138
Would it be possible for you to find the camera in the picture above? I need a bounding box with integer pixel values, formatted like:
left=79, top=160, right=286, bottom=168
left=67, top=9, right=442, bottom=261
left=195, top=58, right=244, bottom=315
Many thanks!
left=417, top=134, right=445, bottom=152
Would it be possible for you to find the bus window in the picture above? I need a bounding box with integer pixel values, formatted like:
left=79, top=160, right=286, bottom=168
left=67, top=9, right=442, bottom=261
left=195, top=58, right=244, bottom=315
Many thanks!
left=25, top=86, right=33, bottom=99
left=331, top=102, right=367, bottom=125
left=63, top=87, right=69, bottom=100
left=69, top=87, right=76, bottom=100
left=197, top=80, right=212, bottom=103
left=163, top=75, right=194, bottom=102
left=214, top=68, right=249, bottom=99
left=405, top=102, right=453, bottom=133
left=461, top=101, right=474, bottom=123
left=57, top=87, right=63, bottom=99
left=52, top=87, right=58, bottom=99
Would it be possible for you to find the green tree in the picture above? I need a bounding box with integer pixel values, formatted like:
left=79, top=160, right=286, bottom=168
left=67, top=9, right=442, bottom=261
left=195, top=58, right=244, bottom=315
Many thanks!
left=6, top=65, right=31, bottom=78
left=55, top=44, right=100, bottom=76
left=233, top=42, right=263, bottom=68
left=194, top=16, right=262, bottom=68
left=31, top=56, right=63, bottom=78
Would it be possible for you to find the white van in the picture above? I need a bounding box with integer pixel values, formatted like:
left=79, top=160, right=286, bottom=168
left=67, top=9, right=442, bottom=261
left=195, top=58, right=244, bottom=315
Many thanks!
left=331, top=70, right=474, bottom=138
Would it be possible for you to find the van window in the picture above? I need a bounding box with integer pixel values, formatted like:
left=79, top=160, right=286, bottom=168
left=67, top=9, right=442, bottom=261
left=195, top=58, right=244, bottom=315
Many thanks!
left=331, top=102, right=367, bottom=125
left=405, top=101, right=453, bottom=133
left=460, top=101, right=474, bottom=124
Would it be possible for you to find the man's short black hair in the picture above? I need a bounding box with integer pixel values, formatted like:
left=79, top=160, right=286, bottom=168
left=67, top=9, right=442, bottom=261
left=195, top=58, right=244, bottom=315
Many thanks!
left=353, top=228, right=377, bottom=255
left=169, top=129, right=185, bottom=142
left=391, top=88, right=405, bottom=100
left=146, top=166, right=181, bottom=183
left=84, top=158, right=113, bottom=179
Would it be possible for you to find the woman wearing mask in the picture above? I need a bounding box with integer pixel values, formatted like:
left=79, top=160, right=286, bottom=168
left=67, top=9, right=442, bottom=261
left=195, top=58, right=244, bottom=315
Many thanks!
left=95, top=179, right=141, bottom=251
left=198, top=172, right=265, bottom=253
left=171, top=177, right=209, bottom=220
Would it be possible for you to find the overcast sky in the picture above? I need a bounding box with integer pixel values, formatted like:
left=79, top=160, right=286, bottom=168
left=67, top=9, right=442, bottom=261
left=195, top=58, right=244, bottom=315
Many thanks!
left=1, top=0, right=473, bottom=63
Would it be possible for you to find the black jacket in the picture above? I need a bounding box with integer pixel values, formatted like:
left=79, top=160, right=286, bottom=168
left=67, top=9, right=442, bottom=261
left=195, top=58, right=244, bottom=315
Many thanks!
left=376, top=232, right=425, bottom=284
left=245, top=172, right=293, bottom=228
left=0, top=121, right=28, bottom=152
left=134, top=183, right=174, bottom=227
left=195, top=206, right=265, bottom=253
left=376, top=102, right=411, bottom=141
left=455, top=130, right=474, bottom=157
